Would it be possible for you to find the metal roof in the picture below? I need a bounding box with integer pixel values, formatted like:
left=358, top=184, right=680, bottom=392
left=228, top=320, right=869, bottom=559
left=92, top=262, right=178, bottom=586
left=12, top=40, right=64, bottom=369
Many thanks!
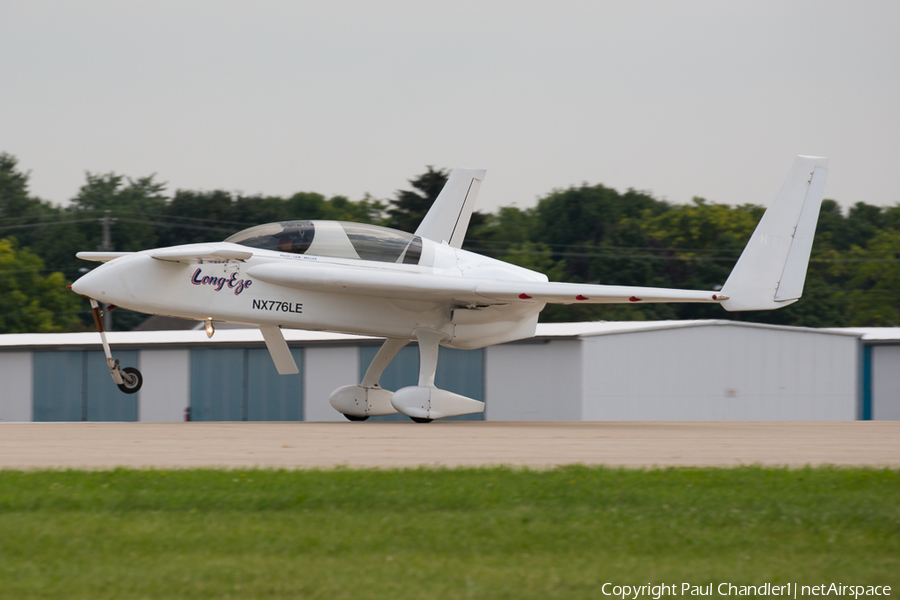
left=828, top=327, right=900, bottom=342
left=0, top=328, right=377, bottom=349
left=534, top=320, right=863, bottom=339
left=0, top=319, right=865, bottom=350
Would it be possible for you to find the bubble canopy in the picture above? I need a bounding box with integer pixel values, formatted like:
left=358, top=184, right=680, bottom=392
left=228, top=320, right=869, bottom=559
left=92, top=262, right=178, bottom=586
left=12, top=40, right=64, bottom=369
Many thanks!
left=225, top=221, right=423, bottom=265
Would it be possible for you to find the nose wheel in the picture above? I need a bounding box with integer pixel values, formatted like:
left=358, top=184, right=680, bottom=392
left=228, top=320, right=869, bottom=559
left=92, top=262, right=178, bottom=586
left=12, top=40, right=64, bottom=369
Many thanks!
left=116, top=366, right=143, bottom=394
left=89, top=299, right=143, bottom=394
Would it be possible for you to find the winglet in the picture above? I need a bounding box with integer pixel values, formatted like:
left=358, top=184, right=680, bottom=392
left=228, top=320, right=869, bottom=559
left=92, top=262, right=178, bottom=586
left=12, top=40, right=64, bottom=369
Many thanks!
left=415, top=168, right=486, bottom=248
left=721, top=155, right=829, bottom=311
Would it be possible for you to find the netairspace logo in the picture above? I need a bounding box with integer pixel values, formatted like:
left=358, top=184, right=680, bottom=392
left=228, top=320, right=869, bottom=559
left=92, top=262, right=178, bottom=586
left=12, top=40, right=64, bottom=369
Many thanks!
left=600, top=583, right=892, bottom=599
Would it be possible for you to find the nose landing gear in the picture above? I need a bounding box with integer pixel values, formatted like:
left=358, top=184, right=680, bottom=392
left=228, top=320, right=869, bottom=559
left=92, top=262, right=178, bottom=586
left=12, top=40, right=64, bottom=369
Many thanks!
left=90, top=298, right=143, bottom=394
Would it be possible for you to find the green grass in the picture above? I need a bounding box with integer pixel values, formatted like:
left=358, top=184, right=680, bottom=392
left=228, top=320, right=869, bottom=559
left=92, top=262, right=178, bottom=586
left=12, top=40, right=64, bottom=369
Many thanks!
left=0, top=467, right=897, bottom=599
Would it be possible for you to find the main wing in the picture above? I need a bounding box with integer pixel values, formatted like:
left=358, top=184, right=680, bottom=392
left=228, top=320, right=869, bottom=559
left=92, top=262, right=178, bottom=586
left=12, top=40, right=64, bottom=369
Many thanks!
left=245, top=261, right=723, bottom=306
left=474, top=280, right=723, bottom=305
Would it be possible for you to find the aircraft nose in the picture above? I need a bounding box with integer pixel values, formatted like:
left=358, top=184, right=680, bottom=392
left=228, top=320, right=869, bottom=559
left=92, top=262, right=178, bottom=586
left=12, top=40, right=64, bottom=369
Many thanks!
left=70, top=263, right=114, bottom=300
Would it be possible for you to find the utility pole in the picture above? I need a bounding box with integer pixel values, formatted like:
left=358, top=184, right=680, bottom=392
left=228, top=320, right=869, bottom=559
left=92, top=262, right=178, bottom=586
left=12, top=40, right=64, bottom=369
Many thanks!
left=100, top=210, right=113, bottom=254
left=97, top=210, right=116, bottom=330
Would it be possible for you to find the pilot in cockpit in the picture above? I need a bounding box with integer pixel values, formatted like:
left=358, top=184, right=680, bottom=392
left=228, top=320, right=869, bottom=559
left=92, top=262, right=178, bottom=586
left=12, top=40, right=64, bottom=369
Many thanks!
left=274, top=223, right=314, bottom=254
left=277, top=230, right=302, bottom=253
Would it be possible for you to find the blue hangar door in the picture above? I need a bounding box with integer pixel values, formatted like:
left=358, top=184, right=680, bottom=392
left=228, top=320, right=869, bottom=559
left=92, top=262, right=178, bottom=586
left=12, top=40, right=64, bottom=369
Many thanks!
left=358, top=344, right=485, bottom=421
left=32, top=350, right=139, bottom=422
left=189, top=347, right=304, bottom=421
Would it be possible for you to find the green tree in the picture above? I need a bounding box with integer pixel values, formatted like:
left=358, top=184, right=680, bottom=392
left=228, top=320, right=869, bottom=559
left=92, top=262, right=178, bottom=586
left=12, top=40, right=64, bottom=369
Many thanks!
left=72, top=173, right=168, bottom=252
left=841, top=230, right=900, bottom=326
left=283, top=192, right=386, bottom=224
left=0, top=153, right=37, bottom=219
left=158, top=190, right=238, bottom=246
left=7, top=150, right=900, bottom=331
left=385, top=166, right=486, bottom=236
left=29, top=173, right=168, bottom=286
left=532, top=185, right=667, bottom=284
left=640, top=198, right=761, bottom=290
left=498, top=242, right=567, bottom=281
left=0, top=153, right=64, bottom=253
left=465, top=206, right=537, bottom=256
left=386, top=166, right=448, bottom=233
left=0, top=238, right=81, bottom=333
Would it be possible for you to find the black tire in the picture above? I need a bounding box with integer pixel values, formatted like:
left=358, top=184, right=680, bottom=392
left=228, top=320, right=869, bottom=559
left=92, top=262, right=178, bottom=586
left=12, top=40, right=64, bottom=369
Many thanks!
left=117, top=367, right=143, bottom=394
left=410, top=417, right=433, bottom=424
left=343, top=414, right=369, bottom=422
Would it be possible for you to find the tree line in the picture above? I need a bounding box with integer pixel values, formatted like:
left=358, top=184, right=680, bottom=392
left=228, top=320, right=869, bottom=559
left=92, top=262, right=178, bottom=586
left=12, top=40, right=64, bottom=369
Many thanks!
left=2, top=152, right=899, bottom=333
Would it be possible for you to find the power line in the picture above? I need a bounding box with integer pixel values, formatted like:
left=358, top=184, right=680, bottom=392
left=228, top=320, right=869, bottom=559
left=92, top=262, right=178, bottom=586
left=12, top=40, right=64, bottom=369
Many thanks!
left=0, top=218, right=99, bottom=232
left=0, top=217, right=236, bottom=234
left=467, top=238, right=900, bottom=258
left=114, top=217, right=236, bottom=233
left=464, top=246, right=900, bottom=263
left=113, top=210, right=251, bottom=227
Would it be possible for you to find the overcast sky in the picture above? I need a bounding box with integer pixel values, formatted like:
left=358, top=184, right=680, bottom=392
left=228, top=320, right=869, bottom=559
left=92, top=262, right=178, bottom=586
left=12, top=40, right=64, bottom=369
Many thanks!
left=3, top=1, right=899, bottom=214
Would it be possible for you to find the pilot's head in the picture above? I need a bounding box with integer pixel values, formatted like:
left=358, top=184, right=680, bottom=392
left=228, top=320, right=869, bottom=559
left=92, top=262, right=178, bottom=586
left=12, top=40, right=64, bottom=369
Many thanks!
left=277, top=230, right=300, bottom=252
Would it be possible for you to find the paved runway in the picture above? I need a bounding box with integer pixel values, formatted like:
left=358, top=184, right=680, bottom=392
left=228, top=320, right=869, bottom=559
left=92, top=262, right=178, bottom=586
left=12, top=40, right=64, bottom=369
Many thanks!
left=1, top=421, right=898, bottom=469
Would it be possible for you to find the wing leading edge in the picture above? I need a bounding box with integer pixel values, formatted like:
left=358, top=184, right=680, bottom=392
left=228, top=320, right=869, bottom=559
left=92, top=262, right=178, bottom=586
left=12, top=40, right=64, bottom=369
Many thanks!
left=245, top=261, right=723, bottom=306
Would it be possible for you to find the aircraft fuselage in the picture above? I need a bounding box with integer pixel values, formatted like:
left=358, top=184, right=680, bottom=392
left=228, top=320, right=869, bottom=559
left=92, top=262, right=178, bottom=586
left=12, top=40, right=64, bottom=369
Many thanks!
left=71, top=235, right=546, bottom=349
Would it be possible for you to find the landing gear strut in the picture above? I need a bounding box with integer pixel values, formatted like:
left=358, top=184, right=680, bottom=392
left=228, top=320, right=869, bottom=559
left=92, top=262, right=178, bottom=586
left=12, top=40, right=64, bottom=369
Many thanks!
left=329, top=338, right=409, bottom=419
left=389, top=328, right=484, bottom=422
left=90, top=299, right=143, bottom=394
left=329, top=329, right=485, bottom=422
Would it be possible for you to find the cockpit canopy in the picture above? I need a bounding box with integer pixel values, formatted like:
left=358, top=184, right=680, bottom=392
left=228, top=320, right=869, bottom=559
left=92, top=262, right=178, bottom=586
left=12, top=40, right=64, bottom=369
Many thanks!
left=225, top=221, right=423, bottom=265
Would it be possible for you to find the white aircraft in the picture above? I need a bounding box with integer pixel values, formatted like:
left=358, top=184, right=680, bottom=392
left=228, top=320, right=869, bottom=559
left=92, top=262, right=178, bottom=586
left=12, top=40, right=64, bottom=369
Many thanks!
left=72, top=156, right=828, bottom=422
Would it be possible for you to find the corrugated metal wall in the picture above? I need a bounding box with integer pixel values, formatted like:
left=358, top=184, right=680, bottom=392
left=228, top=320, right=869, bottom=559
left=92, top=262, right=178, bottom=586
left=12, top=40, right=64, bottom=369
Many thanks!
left=484, top=340, right=582, bottom=421
left=5, top=324, right=882, bottom=423
left=32, top=350, right=139, bottom=421
left=139, top=349, right=190, bottom=422
left=302, top=346, right=358, bottom=422
left=580, top=325, right=859, bottom=421
left=868, top=345, right=900, bottom=420
left=189, top=347, right=304, bottom=421
left=0, top=352, right=31, bottom=421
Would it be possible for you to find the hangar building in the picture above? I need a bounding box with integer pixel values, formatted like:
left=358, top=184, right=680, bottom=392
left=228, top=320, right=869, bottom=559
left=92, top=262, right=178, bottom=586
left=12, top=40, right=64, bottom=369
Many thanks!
left=844, top=328, right=900, bottom=420
left=0, top=320, right=895, bottom=422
